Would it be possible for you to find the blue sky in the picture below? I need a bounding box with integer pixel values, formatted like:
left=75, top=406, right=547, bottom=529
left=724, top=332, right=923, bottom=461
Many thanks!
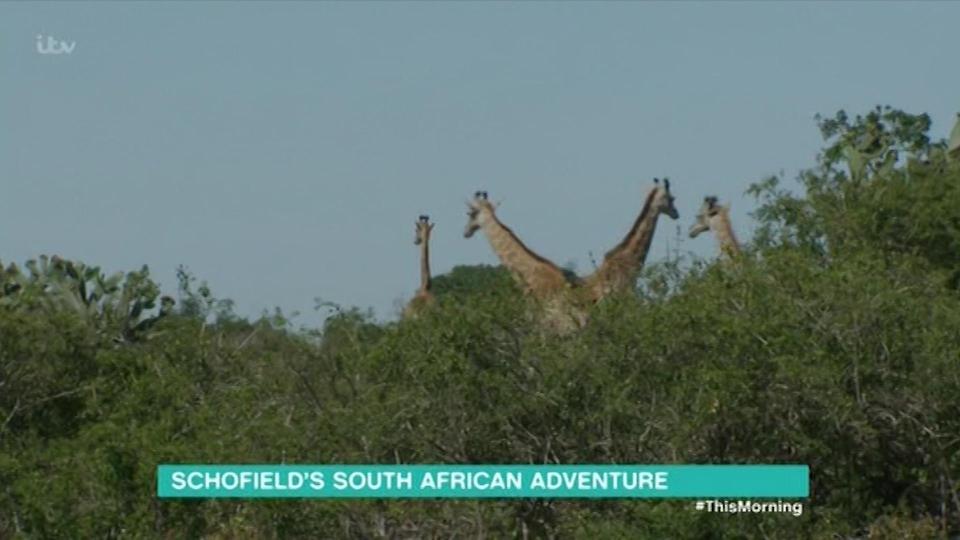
left=2, top=2, right=958, bottom=325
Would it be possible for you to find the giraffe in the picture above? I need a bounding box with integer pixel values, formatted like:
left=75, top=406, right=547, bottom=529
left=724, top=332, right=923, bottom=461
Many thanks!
left=463, top=191, right=587, bottom=332
left=949, top=112, right=960, bottom=160
left=583, top=178, right=679, bottom=302
left=688, top=196, right=741, bottom=258
left=403, top=215, right=436, bottom=319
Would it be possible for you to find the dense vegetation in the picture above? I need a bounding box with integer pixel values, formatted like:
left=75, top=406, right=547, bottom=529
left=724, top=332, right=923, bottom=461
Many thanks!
left=2, top=108, right=959, bottom=538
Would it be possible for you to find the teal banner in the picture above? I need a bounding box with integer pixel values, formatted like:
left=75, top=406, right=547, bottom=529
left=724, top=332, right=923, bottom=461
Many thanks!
left=157, top=464, right=808, bottom=499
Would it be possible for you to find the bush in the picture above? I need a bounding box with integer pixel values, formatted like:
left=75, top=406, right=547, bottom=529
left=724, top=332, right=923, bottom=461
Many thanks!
left=1, top=107, right=959, bottom=538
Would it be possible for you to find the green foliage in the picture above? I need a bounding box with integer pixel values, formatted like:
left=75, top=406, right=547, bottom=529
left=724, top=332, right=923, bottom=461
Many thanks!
left=2, top=107, right=960, bottom=538
left=816, top=106, right=937, bottom=182
left=0, top=255, right=172, bottom=343
left=175, top=265, right=235, bottom=322
left=750, top=106, right=960, bottom=287
left=430, top=264, right=517, bottom=300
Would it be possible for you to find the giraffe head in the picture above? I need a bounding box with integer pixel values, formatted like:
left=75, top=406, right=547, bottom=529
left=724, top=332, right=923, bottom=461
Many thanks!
left=652, top=177, right=679, bottom=220
left=689, top=196, right=725, bottom=238
left=414, top=214, right=434, bottom=245
left=463, top=190, right=495, bottom=238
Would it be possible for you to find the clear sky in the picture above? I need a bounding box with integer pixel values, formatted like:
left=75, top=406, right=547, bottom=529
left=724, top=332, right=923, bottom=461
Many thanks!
left=2, top=2, right=958, bottom=326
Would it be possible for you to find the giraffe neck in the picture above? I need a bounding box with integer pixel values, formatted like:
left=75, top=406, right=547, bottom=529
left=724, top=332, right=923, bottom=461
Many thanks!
left=481, top=212, right=568, bottom=293
left=419, top=240, right=431, bottom=292
left=584, top=188, right=664, bottom=301
left=714, top=211, right=741, bottom=257
left=605, top=188, right=660, bottom=264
